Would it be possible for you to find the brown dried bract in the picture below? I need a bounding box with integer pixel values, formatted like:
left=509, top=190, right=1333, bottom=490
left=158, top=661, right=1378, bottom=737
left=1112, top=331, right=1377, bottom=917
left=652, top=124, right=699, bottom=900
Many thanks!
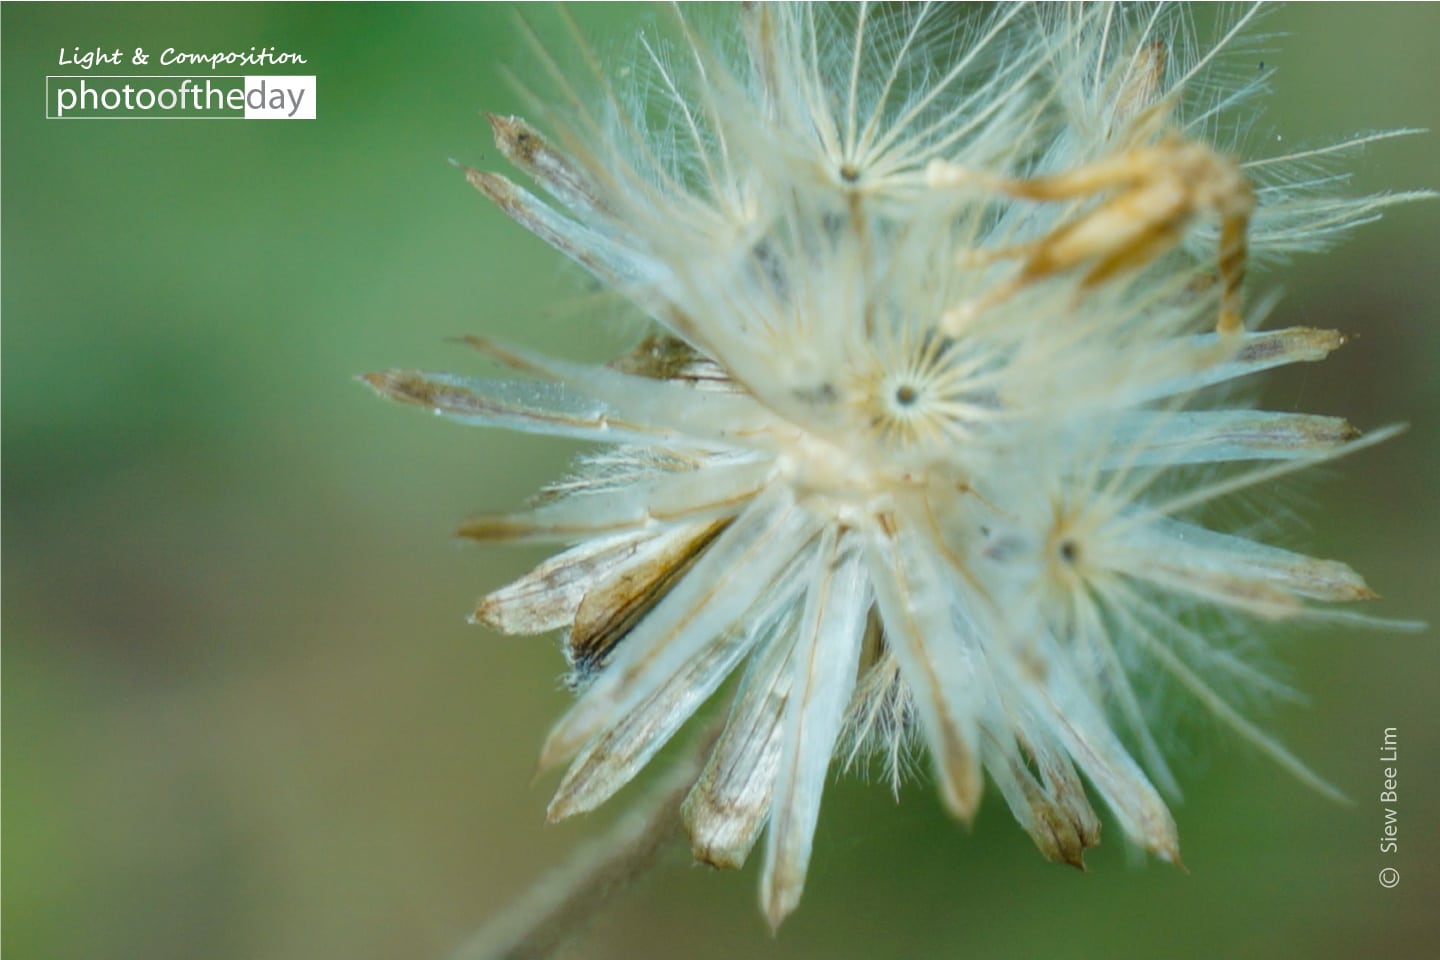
left=930, top=40, right=1255, bottom=337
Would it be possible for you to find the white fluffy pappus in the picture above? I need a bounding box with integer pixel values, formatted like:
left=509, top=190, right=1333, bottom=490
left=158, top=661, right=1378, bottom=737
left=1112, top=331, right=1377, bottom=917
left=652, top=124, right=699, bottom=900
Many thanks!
left=364, top=2, right=1427, bottom=929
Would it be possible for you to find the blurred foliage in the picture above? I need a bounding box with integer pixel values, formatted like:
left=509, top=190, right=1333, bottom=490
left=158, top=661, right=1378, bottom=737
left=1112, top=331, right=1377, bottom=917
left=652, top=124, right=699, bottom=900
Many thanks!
left=3, top=5, right=1437, bottom=960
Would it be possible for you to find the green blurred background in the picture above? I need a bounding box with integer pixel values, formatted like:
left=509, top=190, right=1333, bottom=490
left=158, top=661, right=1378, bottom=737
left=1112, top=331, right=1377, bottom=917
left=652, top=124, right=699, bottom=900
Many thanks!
left=4, top=5, right=1437, bottom=959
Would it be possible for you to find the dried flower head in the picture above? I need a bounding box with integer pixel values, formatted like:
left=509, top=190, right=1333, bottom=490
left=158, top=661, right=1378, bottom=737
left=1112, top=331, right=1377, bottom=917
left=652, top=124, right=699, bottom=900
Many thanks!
left=365, top=2, right=1425, bottom=929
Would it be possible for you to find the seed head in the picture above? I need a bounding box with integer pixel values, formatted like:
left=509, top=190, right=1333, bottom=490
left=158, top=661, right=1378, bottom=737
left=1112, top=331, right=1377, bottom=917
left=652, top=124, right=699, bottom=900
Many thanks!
left=365, top=2, right=1426, bottom=929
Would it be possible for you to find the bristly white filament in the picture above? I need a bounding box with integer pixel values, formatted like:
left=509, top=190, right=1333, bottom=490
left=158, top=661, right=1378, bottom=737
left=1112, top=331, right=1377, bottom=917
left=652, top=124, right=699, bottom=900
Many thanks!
left=365, top=2, right=1427, bottom=930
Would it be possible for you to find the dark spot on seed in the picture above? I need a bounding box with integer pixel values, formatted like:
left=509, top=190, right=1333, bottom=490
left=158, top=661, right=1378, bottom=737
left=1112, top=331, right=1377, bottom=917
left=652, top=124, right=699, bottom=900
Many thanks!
left=820, top=210, right=848, bottom=238
left=919, top=327, right=957, bottom=360
left=1236, top=335, right=1284, bottom=362
left=985, top=534, right=1024, bottom=563
left=1059, top=539, right=1079, bottom=564
left=839, top=163, right=860, bottom=183
left=895, top=384, right=918, bottom=406
left=749, top=238, right=788, bottom=298
left=965, top=388, right=1002, bottom=410
left=793, top=382, right=839, bottom=406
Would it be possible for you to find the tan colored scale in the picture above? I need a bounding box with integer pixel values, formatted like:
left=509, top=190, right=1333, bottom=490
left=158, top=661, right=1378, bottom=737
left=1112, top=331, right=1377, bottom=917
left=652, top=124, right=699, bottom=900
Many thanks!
left=928, top=39, right=1255, bottom=337
left=566, top=520, right=729, bottom=683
